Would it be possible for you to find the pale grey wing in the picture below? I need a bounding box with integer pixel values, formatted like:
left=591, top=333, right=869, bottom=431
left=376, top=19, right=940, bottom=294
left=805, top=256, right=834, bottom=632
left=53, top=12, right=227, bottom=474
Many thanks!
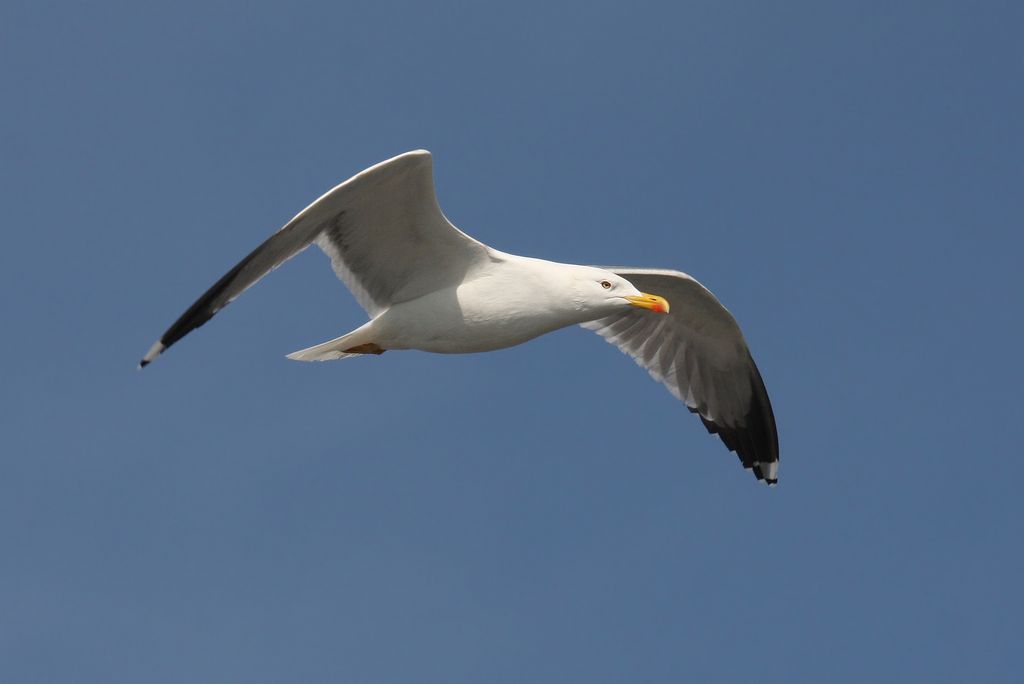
left=312, top=150, right=491, bottom=316
left=140, top=150, right=492, bottom=367
left=582, top=268, right=779, bottom=484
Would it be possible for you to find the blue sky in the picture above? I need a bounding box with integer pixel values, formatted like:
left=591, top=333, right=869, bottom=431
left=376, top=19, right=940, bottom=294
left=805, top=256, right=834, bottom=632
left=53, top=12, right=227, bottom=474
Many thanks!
left=2, top=1, right=1021, bottom=681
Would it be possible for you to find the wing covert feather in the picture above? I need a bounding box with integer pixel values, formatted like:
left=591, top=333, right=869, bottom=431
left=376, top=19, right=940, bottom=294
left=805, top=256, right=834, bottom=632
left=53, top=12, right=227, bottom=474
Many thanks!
left=582, top=268, right=779, bottom=483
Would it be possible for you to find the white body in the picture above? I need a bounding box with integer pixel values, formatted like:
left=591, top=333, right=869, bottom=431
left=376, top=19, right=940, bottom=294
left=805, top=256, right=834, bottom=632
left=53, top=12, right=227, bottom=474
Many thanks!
left=363, top=254, right=620, bottom=353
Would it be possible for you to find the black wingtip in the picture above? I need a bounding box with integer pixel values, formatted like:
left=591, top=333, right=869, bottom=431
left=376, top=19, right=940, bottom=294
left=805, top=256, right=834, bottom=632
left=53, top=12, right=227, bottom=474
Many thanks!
left=138, top=359, right=150, bottom=369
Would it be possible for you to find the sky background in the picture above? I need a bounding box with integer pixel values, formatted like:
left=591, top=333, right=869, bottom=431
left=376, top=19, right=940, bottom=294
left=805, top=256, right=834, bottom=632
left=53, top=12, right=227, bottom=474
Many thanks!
left=2, top=1, right=1022, bottom=681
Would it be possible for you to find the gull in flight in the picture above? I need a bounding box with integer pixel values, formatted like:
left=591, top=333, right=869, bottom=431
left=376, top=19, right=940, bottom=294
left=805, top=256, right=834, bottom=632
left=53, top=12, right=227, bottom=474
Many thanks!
left=140, top=151, right=779, bottom=484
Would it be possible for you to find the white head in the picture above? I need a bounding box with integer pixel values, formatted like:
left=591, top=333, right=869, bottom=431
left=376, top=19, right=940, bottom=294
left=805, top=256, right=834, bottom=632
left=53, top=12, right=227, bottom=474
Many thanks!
left=568, top=266, right=670, bottom=317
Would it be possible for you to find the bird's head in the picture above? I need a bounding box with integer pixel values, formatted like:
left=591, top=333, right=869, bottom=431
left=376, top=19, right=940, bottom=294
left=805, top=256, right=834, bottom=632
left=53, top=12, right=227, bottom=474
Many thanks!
left=570, top=267, right=670, bottom=316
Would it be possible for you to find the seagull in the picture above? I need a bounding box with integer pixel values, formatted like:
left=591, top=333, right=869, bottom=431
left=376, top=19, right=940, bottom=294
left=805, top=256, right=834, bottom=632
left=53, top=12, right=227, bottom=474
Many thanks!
left=140, top=150, right=779, bottom=484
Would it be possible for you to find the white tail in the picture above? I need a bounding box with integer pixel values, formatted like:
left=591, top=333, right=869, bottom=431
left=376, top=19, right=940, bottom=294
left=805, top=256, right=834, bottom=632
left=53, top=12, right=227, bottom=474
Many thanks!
left=285, top=321, right=381, bottom=362
left=286, top=338, right=360, bottom=361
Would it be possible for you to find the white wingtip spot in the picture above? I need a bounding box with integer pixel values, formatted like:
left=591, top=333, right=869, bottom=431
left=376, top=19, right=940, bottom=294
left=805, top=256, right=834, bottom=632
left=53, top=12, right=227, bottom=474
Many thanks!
left=139, top=341, right=165, bottom=368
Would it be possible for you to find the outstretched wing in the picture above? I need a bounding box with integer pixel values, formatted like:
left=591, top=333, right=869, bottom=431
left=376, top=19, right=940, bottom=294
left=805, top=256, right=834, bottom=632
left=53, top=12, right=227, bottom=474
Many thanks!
left=582, top=268, right=779, bottom=484
left=140, top=150, right=492, bottom=367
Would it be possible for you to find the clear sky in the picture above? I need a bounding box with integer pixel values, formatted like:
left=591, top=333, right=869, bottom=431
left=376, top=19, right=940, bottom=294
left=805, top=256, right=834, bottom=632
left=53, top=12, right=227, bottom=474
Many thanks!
left=2, top=1, right=1021, bottom=681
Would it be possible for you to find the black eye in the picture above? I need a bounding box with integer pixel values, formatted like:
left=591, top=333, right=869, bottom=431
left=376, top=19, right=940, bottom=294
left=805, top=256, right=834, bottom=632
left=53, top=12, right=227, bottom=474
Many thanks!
left=600, top=280, right=612, bottom=289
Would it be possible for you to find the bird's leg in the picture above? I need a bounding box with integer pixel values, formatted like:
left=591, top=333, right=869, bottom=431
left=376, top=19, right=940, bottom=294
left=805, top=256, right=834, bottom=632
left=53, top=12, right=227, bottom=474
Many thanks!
left=342, top=342, right=386, bottom=355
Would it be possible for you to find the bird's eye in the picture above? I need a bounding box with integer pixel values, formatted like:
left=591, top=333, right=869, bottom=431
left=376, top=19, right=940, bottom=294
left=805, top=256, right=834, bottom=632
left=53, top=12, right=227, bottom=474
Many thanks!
left=600, top=280, right=612, bottom=289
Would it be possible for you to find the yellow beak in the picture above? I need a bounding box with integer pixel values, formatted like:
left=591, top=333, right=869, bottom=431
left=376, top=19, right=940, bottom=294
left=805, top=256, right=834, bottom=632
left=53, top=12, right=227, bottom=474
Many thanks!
left=625, top=292, right=670, bottom=314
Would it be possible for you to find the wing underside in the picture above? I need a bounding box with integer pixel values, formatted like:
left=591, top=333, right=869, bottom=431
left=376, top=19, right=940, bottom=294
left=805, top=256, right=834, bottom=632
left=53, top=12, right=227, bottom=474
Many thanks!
left=583, top=268, right=779, bottom=483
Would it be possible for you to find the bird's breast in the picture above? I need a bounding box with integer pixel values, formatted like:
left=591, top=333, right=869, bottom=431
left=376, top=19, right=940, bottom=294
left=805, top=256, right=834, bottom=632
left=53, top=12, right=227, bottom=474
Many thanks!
left=372, top=279, right=586, bottom=354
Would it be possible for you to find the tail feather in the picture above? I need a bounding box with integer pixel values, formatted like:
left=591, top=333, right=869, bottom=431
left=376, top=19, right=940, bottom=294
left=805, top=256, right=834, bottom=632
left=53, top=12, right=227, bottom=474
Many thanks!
left=286, top=320, right=387, bottom=361
left=286, top=333, right=362, bottom=362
